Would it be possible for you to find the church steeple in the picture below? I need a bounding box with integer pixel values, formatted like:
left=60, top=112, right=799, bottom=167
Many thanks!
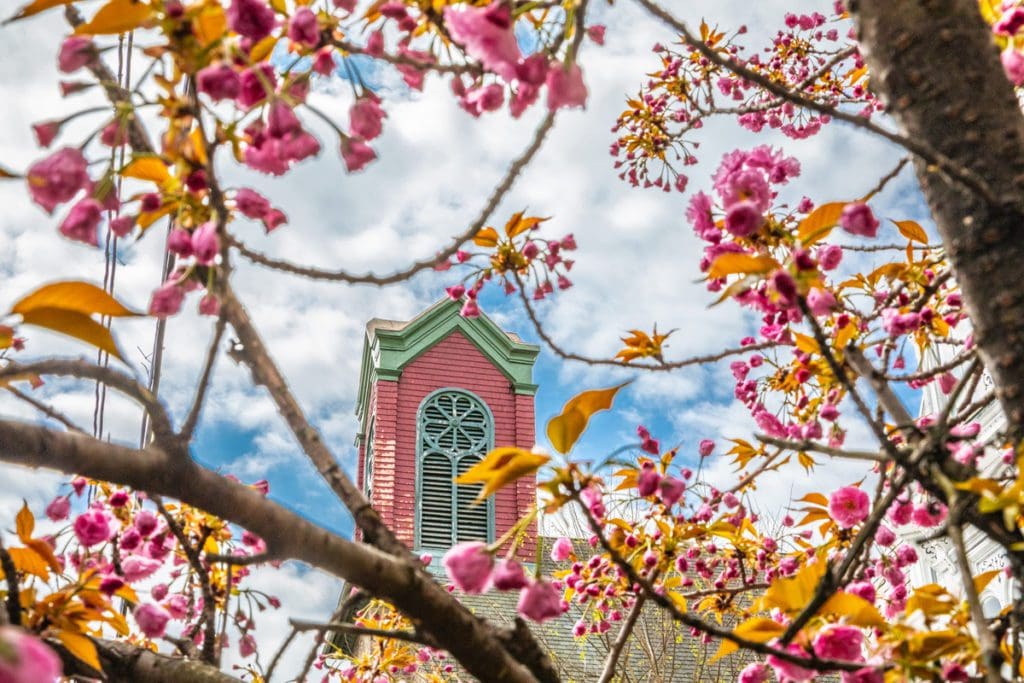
left=355, top=299, right=539, bottom=558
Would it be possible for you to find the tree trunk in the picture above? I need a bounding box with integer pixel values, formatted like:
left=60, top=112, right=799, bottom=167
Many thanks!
left=851, top=0, right=1024, bottom=433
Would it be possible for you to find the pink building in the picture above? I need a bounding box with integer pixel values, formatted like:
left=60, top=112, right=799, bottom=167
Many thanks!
left=354, top=299, right=540, bottom=559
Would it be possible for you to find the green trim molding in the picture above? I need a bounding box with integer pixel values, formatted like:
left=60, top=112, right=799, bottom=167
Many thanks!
left=355, top=299, right=539, bottom=424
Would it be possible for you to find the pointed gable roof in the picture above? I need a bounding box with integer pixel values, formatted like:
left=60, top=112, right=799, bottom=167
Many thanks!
left=355, top=299, right=539, bottom=423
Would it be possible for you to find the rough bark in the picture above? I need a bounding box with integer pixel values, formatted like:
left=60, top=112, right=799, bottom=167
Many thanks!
left=852, top=0, right=1024, bottom=433
left=0, top=420, right=546, bottom=683
left=54, top=638, right=242, bottom=683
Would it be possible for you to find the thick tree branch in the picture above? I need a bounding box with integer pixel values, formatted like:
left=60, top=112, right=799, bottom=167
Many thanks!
left=0, top=419, right=548, bottom=683
left=851, top=0, right=1024, bottom=436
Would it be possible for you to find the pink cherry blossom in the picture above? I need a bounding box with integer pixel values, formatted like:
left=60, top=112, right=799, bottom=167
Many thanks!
left=122, top=555, right=162, bottom=582
left=198, top=295, right=220, bottom=316
left=845, top=581, right=876, bottom=604
left=288, top=7, right=320, bottom=47
left=766, top=642, right=815, bottom=682
left=0, top=627, right=62, bottom=683
left=134, top=603, right=171, bottom=639
left=818, top=244, right=843, bottom=270
left=239, top=633, right=258, bottom=658
left=911, top=502, right=947, bottom=527
left=58, top=36, right=95, bottom=73
left=349, top=97, right=387, bottom=140
left=491, top=559, right=528, bottom=590
left=191, top=221, right=219, bottom=265
left=228, top=0, right=276, bottom=41
left=516, top=580, right=562, bottom=622
left=109, top=215, right=135, bottom=237
left=134, top=509, right=159, bottom=536
left=149, top=282, right=186, bottom=318
left=73, top=508, right=113, bottom=547
left=550, top=537, right=573, bottom=562
left=724, top=201, right=763, bottom=237
left=442, top=542, right=493, bottom=593
left=27, top=147, right=90, bottom=214
left=44, top=496, right=70, bottom=522
left=444, top=2, right=522, bottom=82
left=237, top=64, right=277, bottom=109
left=839, top=202, right=880, bottom=238
left=738, top=663, right=770, bottom=683
left=341, top=138, right=376, bottom=172
left=659, top=476, right=685, bottom=506
left=586, top=25, right=606, bottom=45
left=546, top=63, right=587, bottom=110
left=1004, top=47, right=1024, bottom=85
left=167, top=228, right=193, bottom=257
left=197, top=63, right=242, bottom=101
left=807, top=288, right=836, bottom=316
left=828, top=486, right=870, bottom=529
left=812, top=624, right=864, bottom=662
left=699, top=439, right=715, bottom=457
left=32, top=121, right=60, bottom=148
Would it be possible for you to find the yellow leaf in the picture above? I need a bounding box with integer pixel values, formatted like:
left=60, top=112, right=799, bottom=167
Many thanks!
left=8, top=547, right=49, bottom=580
left=74, top=0, right=153, bottom=35
left=546, top=383, right=628, bottom=454
left=906, top=584, right=957, bottom=617
left=5, top=0, right=74, bottom=22
left=893, top=220, right=928, bottom=244
left=56, top=630, right=102, bottom=672
left=798, top=202, right=847, bottom=246
left=138, top=202, right=175, bottom=230
left=792, top=331, right=819, bottom=355
left=15, top=501, right=34, bottom=543
left=709, top=637, right=738, bottom=663
left=193, top=4, right=227, bottom=47
left=269, top=0, right=286, bottom=11
left=19, top=308, right=124, bottom=361
left=736, top=616, right=786, bottom=642
left=821, top=591, right=885, bottom=627
left=120, top=155, right=170, bottom=183
left=455, top=446, right=550, bottom=502
left=473, top=227, right=499, bottom=248
left=708, top=253, right=779, bottom=280
left=763, top=559, right=827, bottom=613
left=249, top=35, right=279, bottom=62
left=12, top=281, right=139, bottom=317
left=974, top=569, right=1001, bottom=595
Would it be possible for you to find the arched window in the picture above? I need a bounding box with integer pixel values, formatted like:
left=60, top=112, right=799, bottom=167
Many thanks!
left=363, top=420, right=374, bottom=500
left=416, top=389, right=494, bottom=549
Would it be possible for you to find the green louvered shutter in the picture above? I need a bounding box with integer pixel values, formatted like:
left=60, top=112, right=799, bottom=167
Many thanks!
left=417, top=390, right=494, bottom=549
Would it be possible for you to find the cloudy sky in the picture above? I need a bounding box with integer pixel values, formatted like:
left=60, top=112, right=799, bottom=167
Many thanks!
left=0, top=0, right=927, bottom=673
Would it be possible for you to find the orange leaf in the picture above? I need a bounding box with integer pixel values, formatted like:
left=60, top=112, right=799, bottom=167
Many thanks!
left=4, top=0, right=74, bottom=22
left=473, top=227, right=499, bottom=248
left=455, top=446, right=550, bottom=502
left=8, top=547, right=49, bottom=580
left=707, top=253, right=779, bottom=280
left=26, top=539, right=62, bottom=573
left=249, top=35, right=279, bottom=62
left=193, top=4, right=227, bottom=47
left=12, top=281, right=139, bottom=318
left=19, top=308, right=124, bottom=360
left=15, top=501, right=34, bottom=543
left=74, top=0, right=153, bottom=35
left=504, top=212, right=546, bottom=238
left=119, top=155, right=170, bottom=184
left=546, top=383, right=628, bottom=454
left=56, top=630, right=102, bottom=672
left=892, top=219, right=928, bottom=244
left=798, top=202, right=847, bottom=246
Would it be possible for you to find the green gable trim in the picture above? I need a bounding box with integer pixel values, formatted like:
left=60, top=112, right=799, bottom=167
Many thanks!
left=355, top=299, right=539, bottom=422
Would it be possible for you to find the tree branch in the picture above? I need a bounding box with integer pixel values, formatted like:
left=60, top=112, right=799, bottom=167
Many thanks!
left=0, top=419, right=549, bottom=683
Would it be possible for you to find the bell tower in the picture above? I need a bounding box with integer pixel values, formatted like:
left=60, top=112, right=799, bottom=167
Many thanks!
left=354, top=299, right=540, bottom=559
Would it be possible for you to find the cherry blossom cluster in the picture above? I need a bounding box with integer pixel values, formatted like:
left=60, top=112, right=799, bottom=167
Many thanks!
left=611, top=4, right=877, bottom=193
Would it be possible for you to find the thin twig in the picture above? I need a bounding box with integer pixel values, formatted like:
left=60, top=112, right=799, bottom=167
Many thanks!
left=4, top=385, right=86, bottom=433
left=597, top=591, right=646, bottom=683
left=180, top=312, right=227, bottom=439
left=230, top=110, right=557, bottom=286
left=289, top=618, right=427, bottom=644
left=632, top=0, right=1000, bottom=205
